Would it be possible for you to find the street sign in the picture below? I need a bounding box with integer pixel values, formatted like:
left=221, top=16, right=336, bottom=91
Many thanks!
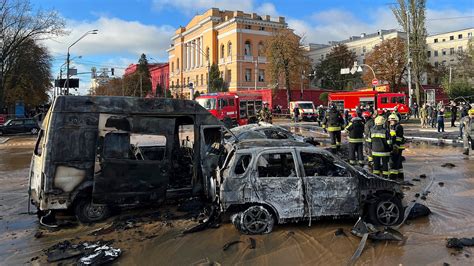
left=357, top=66, right=363, bottom=72
left=340, top=68, right=350, bottom=74
left=55, top=78, right=79, bottom=88
left=371, top=78, right=378, bottom=86
left=350, top=67, right=357, bottom=75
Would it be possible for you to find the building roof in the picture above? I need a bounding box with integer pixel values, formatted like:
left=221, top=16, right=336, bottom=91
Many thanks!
left=427, top=27, right=474, bottom=37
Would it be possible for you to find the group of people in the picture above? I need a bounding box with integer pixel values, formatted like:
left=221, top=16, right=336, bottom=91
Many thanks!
left=323, top=103, right=405, bottom=180
left=419, top=101, right=472, bottom=133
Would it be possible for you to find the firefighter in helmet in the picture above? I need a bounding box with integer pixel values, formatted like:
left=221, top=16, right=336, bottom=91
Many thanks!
left=461, top=108, right=474, bottom=155
left=388, top=113, right=405, bottom=180
left=323, top=103, right=344, bottom=152
left=345, top=112, right=365, bottom=166
left=368, top=116, right=392, bottom=178
left=258, top=102, right=272, bottom=123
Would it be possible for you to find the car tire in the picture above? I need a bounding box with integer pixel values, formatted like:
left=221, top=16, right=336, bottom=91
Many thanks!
left=74, top=197, right=110, bottom=223
left=30, top=128, right=38, bottom=135
left=368, top=193, right=403, bottom=226
left=237, top=205, right=275, bottom=234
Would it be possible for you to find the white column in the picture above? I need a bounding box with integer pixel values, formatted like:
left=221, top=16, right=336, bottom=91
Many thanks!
left=183, top=43, right=186, bottom=71
left=192, top=40, right=196, bottom=68
left=197, top=38, right=200, bottom=67
left=187, top=42, right=190, bottom=70
left=200, top=37, right=204, bottom=67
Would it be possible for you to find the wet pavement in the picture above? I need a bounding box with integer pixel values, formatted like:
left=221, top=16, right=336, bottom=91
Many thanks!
left=0, top=131, right=473, bottom=265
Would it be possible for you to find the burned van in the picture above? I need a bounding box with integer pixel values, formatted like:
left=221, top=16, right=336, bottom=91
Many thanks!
left=29, top=96, right=223, bottom=223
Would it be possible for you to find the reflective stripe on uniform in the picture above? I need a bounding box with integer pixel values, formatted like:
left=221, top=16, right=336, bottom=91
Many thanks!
left=349, top=138, right=364, bottom=143
left=396, top=137, right=404, bottom=142
left=390, top=130, right=396, bottom=136
left=349, top=160, right=356, bottom=164
left=328, top=126, right=341, bottom=131
left=383, top=171, right=390, bottom=176
left=389, top=170, right=399, bottom=174
left=399, top=146, right=405, bottom=149
left=372, top=151, right=391, bottom=156
left=387, top=140, right=392, bottom=144
left=366, top=138, right=372, bottom=142
left=373, top=170, right=381, bottom=174
left=371, top=133, right=386, bottom=138
left=367, top=156, right=373, bottom=162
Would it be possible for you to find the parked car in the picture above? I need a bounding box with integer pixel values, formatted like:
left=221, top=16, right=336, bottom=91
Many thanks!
left=216, top=139, right=404, bottom=234
left=0, top=118, right=39, bottom=135
left=0, top=115, right=6, bottom=125
left=225, top=122, right=318, bottom=145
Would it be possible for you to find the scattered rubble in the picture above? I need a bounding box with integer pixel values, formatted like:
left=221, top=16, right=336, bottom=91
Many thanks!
left=45, top=240, right=121, bottom=264
left=223, top=240, right=243, bottom=251
left=419, top=174, right=427, bottom=179
left=407, top=203, right=431, bottom=220
left=335, top=228, right=347, bottom=237
left=412, top=178, right=421, bottom=182
left=248, top=238, right=256, bottom=249
left=441, top=163, right=456, bottom=168
left=438, top=182, right=445, bottom=187
left=446, top=237, right=474, bottom=250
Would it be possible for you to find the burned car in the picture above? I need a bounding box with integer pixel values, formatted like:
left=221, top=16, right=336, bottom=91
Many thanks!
left=225, top=122, right=318, bottom=145
left=216, top=139, right=403, bottom=234
left=29, top=96, right=223, bottom=223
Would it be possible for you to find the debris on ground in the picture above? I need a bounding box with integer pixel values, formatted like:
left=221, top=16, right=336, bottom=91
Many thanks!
left=446, top=237, right=474, bottom=250
left=34, top=231, right=44, bottom=238
left=415, top=193, right=420, bottom=198
left=441, top=163, right=456, bottom=168
left=335, top=228, right=347, bottom=237
left=248, top=238, right=256, bottom=249
left=223, top=240, right=243, bottom=251
left=407, top=203, right=431, bottom=220
left=183, top=205, right=220, bottom=234
left=400, top=181, right=415, bottom=186
left=369, top=228, right=403, bottom=241
left=412, top=178, right=421, bottom=182
left=420, top=195, right=427, bottom=200
left=438, top=182, right=445, bottom=187
left=419, top=174, right=427, bottom=179
left=45, top=240, right=121, bottom=264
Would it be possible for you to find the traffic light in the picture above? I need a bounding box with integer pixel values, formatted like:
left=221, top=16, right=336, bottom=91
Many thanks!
left=111, top=68, right=114, bottom=76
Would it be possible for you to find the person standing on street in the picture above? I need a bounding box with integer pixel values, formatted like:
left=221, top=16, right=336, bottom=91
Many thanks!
left=368, top=116, right=392, bottom=178
left=345, top=113, right=365, bottom=166
left=430, top=106, right=437, bottom=128
left=258, top=103, right=272, bottom=123
left=323, top=103, right=344, bottom=152
left=317, top=105, right=325, bottom=127
left=413, top=102, right=419, bottom=119
left=293, top=104, right=300, bottom=123
left=437, top=107, right=445, bottom=132
left=363, top=111, right=375, bottom=166
left=461, top=109, right=474, bottom=155
left=388, top=114, right=405, bottom=180
left=420, top=104, right=428, bottom=128
left=460, top=102, right=471, bottom=138
left=450, top=101, right=457, bottom=127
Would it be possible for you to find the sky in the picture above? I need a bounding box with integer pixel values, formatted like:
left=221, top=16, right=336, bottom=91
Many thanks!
left=31, top=0, right=474, bottom=95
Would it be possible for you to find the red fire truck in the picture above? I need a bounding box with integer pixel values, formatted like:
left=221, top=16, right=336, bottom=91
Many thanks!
left=328, top=86, right=410, bottom=118
left=196, top=92, right=263, bottom=125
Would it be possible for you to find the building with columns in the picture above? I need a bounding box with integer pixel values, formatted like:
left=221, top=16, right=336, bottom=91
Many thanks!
left=167, top=8, right=287, bottom=97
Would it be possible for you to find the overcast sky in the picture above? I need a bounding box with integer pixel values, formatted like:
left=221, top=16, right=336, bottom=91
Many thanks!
left=31, top=0, right=474, bottom=95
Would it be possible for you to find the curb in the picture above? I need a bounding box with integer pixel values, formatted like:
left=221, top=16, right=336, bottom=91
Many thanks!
left=405, top=136, right=462, bottom=145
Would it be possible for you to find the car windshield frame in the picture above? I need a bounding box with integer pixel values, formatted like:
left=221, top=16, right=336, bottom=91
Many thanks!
left=197, top=98, right=217, bottom=110
left=298, top=103, right=314, bottom=109
left=3, top=119, right=13, bottom=126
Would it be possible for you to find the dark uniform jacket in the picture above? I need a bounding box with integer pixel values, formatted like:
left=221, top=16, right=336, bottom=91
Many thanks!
left=323, top=109, right=344, bottom=131
left=364, top=117, right=374, bottom=141
left=390, top=123, right=405, bottom=150
left=345, top=117, right=365, bottom=143
left=368, top=125, right=392, bottom=156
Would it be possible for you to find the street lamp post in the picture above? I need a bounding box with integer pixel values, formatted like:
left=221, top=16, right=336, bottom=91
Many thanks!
left=66, top=29, right=98, bottom=95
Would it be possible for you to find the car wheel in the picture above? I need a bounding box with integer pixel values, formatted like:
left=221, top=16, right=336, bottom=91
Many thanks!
left=238, top=205, right=275, bottom=234
left=368, top=194, right=403, bottom=226
left=30, top=128, right=38, bottom=135
left=74, top=197, right=110, bottom=223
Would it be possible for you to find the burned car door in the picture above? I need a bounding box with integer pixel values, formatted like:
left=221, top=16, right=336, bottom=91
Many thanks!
left=298, top=151, right=359, bottom=217
left=254, top=150, right=304, bottom=219
left=200, top=125, right=224, bottom=199
left=93, top=116, right=174, bottom=205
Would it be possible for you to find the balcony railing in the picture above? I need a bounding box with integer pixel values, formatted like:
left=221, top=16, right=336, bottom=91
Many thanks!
left=257, top=56, right=267, bottom=63
left=244, top=55, right=254, bottom=62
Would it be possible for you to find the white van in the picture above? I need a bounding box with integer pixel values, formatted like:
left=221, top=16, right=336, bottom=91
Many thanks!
left=289, top=101, right=317, bottom=121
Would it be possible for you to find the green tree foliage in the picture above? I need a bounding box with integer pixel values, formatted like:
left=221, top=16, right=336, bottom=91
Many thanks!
left=265, top=28, right=311, bottom=106
left=208, top=63, right=225, bottom=92
left=92, top=77, right=123, bottom=96
left=319, top=92, right=329, bottom=104
left=0, top=0, right=66, bottom=109
left=441, top=40, right=474, bottom=99
left=314, top=44, right=360, bottom=90
left=122, top=54, right=153, bottom=97
left=392, top=0, right=428, bottom=105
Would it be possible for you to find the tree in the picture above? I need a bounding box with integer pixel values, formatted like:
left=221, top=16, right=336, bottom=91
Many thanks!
left=208, top=63, right=225, bottom=92
left=265, top=28, right=311, bottom=106
left=0, top=0, right=66, bottom=109
left=392, top=0, right=428, bottom=105
left=3, top=38, right=51, bottom=106
left=362, top=38, right=406, bottom=91
left=314, top=44, right=360, bottom=90
left=319, top=92, right=329, bottom=104
left=136, top=53, right=152, bottom=96
left=440, top=40, right=474, bottom=98
left=92, top=78, right=124, bottom=96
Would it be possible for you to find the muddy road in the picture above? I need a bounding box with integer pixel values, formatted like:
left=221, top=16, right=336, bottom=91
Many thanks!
left=0, top=133, right=473, bottom=265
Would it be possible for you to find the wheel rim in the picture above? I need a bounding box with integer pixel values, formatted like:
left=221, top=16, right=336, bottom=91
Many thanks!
left=376, top=201, right=400, bottom=226
left=84, top=203, right=106, bottom=220
left=242, top=206, right=272, bottom=234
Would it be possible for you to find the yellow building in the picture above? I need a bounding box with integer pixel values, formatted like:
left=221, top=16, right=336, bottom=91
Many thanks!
left=167, top=8, right=287, bottom=97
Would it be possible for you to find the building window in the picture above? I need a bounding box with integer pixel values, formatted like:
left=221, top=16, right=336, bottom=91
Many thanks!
left=220, top=44, right=225, bottom=58
left=245, top=25, right=251, bottom=30
left=171, top=81, right=174, bottom=88
left=227, top=70, right=231, bottom=82
left=458, top=34, right=463, bottom=39
left=458, top=46, right=463, bottom=53
left=171, top=62, right=174, bottom=72
left=220, top=71, right=223, bottom=78
left=450, top=35, right=454, bottom=40
left=434, top=38, right=438, bottom=43
left=442, top=60, right=446, bottom=65
left=245, top=69, right=251, bottom=82
left=227, top=42, right=232, bottom=57
left=469, top=32, right=472, bottom=38
left=206, top=47, right=210, bottom=61
left=258, top=69, right=265, bottom=82
left=450, top=48, right=455, bottom=55
left=177, top=58, right=180, bottom=70
left=244, top=40, right=252, bottom=56
left=442, top=49, right=446, bottom=56
left=187, top=77, right=190, bottom=86
left=434, top=61, right=439, bottom=67
left=434, top=50, right=438, bottom=57
left=427, top=50, right=431, bottom=57
left=258, top=42, right=264, bottom=56
left=259, top=26, right=265, bottom=31
left=201, top=74, right=203, bottom=86
left=196, top=75, right=199, bottom=86
left=442, top=38, right=446, bottom=42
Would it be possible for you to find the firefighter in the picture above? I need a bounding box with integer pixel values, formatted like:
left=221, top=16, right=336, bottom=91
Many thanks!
left=368, top=116, right=392, bottom=178
left=345, top=113, right=365, bottom=166
left=258, top=102, right=272, bottom=123
left=323, top=103, right=344, bottom=152
left=392, top=106, right=402, bottom=121
left=388, top=113, right=405, bottom=180
left=363, top=111, right=375, bottom=166
left=461, top=109, right=474, bottom=155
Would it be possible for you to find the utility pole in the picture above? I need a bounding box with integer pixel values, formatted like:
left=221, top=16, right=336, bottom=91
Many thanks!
left=406, top=7, right=413, bottom=107
left=139, top=74, right=143, bottom=97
